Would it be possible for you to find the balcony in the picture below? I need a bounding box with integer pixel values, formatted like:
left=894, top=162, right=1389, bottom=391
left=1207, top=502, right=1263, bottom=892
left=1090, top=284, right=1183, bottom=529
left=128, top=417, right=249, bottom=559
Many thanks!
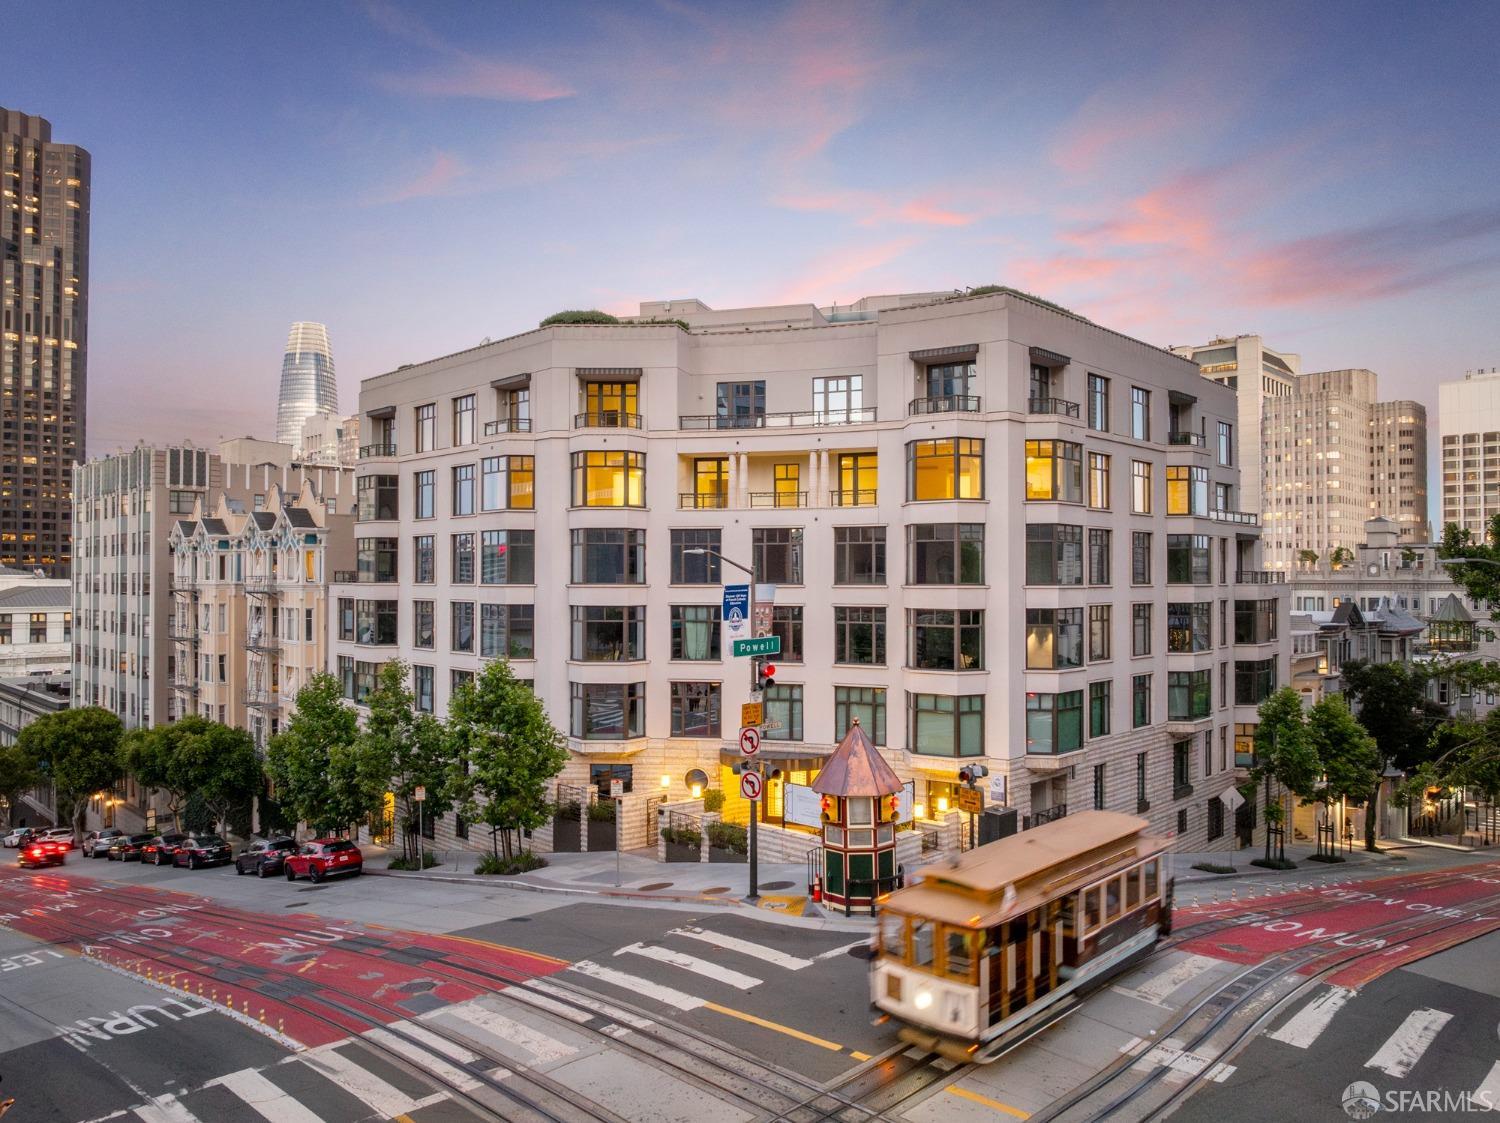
left=172, top=678, right=198, bottom=694
left=908, top=395, right=980, bottom=417
left=1168, top=431, right=1207, bottom=447
left=748, top=491, right=808, bottom=508
left=574, top=411, right=642, bottom=430
left=245, top=633, right=280, bottom=655
left=1207, top=508, right=1261, bottom=527
left=1023, top=804, right=1067, bottom=830
left=1028, top=397, right=1080, bottom=420
left=170, top=577, right=197, bottom=594
left=1235, top=570, right=1285, bottom=584
left=243, top=688, right=279, bottom=709
left=166, top=622, right=197, bottom=642
left=483, top=418, right=532, bottom=435
left=358, top=442, right=397, bottom=459
left=244, top=576, right=280, bottom=596
left=830, top=488, right=877, bottom=508
left=331, top=570, right=359, bottom=584
left=678, top=408, right=876, bottom=430
left=679, top=492, right=728, bottom=510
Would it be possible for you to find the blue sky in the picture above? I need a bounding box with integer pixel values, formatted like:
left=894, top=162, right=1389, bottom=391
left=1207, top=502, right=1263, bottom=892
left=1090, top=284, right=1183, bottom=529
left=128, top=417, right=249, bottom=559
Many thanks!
left=5, top=0, right=1499, bottom=490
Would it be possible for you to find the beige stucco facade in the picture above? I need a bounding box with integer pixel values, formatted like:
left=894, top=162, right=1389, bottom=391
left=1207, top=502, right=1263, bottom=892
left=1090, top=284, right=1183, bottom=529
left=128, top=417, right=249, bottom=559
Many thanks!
left=1438, top=367, right=1500, bottom=537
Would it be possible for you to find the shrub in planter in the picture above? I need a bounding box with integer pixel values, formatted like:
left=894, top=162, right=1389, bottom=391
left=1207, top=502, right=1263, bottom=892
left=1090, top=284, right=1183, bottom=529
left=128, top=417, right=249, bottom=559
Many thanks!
left=707, top=822, right=748, bottom=854
left=587, top=800, right=616, bottom=822
left=388, top=849, right=439, bottom=871
left=540, top=310, right=619, bottom=327
left=660, top=826, right=703, bottom=849
left=1190, top=862, right=1235, bottom=874
left=475, top=851, right=546, bottom=875
left=702, top=789, right=725, bottom=814
left=554, top=801, right=580, bottom=820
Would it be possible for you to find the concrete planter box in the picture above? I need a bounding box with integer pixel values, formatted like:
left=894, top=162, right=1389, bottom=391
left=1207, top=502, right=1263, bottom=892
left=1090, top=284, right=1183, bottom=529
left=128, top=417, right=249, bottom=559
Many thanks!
left=587, top=818, right=616, bottom=852
left=552, top=814, right=581, bottom=852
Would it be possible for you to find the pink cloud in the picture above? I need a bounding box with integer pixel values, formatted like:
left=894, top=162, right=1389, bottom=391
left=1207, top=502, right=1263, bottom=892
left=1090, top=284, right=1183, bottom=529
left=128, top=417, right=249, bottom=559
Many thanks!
left=772, top=189, right=978, bottom=228
left=769, top=237, right=920, bottom=305
left=372, top=151, right=467, bottom=204
left=376, top=59, right=574, bottom=102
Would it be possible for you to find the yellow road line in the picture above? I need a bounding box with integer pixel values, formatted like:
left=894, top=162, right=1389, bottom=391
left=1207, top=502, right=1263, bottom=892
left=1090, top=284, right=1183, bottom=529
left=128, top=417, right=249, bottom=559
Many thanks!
left=435, top=931, right=569, bottom=966
left=296, top=957, right=317, bottom=975
left=850, top=1050, right=872, bottom=1061
left=394, top=1115, right=415, bottom=1123
left=947, top=1086, right=1031, bottom=1118
left=701, top=1002, right=843, bottom=1052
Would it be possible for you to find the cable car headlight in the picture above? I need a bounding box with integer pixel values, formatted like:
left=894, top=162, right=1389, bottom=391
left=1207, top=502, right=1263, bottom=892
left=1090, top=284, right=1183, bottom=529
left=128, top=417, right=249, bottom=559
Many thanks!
left=914, top=989, right=933, bottom=1011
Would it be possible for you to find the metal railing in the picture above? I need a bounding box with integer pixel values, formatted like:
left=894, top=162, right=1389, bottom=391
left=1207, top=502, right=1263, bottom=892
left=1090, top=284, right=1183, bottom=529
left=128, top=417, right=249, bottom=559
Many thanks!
left=172, top=678, right=198, bottom=694
left=331, top=570, right=359, bottom=583
left=1028, top=396, right=1080, bottom=419
left=1168, top=431, right=1207, bottom=446
left=245, top=633, right=280, bottom=654
left=166, top=622, right=197, bottom=642
left=679, top=492, right=729, bottom=510
left=484, top=418, right=532, bottom=435
left=1235, top=570, right=1285, bottom=584
left=747, top=490, right=808, bottom=508
left=1023, top=804, right=1067, bottom=830
left=170, top=577, right=197, bottom=593
left=243, top=688, right=279, bottom=709
left=678, top=407, right=876, bottom=430
left=358, top=442, right=397, bottom=459
left=574, top=411, right=643, bottom=429
left=830, top=489, right=878, bottom=507
left=908, top=394, right=980, bottom=416
left=243, top=576, right=280, bottom=595
left=1208, top=508, right=1261, bottom=526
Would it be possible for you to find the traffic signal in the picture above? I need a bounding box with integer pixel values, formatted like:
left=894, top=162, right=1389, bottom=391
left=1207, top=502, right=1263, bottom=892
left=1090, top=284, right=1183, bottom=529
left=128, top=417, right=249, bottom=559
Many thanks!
left=884, top=794, right=901, bottom=822
left=957, top=763, right=989, bottom=786
left=756, top=659, right=777, bottom=690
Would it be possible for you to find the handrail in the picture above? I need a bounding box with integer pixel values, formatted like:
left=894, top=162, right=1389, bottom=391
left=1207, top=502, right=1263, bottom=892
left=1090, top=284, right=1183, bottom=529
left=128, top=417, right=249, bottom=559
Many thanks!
left=1028, top=397, right=1081, bottom=419
left=574, top=411, right=643, bottom=429
left=358, top=442, right=397, bottom=459
left=1207, top=508, right=1261, bottom=526
left=678, top=407, right=876, bottom=430
left=747, top=490, right=808, bottom=508
left=484, top=418, right=532, bottom=435
left=1235, top=570, right=1285, bottom=584
left=830, top=488, right=878, bottom=507
left=679, top=492, right=728, bottom=510
left=909, top=395, right=980, bottom=416
left=1168, top=431, right=1206, bottom=446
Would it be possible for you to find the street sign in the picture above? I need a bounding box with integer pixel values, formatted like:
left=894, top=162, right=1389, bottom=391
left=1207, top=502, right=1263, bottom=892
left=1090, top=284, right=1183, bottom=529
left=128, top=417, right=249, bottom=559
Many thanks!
left=740, top=701, right=763, bottom=727
left=723, top=584, right=750, bottom=643
left=740, top=770, right=764, bottom=801
left=732, top=635, right=781, bottom=658
left=989, top=774, right=1007, bottom=805
left=738, top=727, right=761, bottom=756
left=957, top=787, right=983, bottom=814
left=609, top=779, right=624, bottom=799
left=413, top=786, right=427, bottom=802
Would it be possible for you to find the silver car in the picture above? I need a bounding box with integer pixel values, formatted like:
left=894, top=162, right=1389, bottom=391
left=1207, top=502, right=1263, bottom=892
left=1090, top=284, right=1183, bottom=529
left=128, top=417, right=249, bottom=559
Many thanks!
left=85, top=828, right=126, bottom=858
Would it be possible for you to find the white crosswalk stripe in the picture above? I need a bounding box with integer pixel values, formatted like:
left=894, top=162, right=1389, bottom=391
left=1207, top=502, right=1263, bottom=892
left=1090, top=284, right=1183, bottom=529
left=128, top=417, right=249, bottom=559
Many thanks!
left=430, top=1000, right=578, bottom=1065
left=364, top=1023, right=489, bottom=1091
left=667, top=925, right=815, bottom=970
left=301, top=1042, right=445, bottom=1118
left=1114, top=954, right=1219, bottom=1006
left=1268, top=986, right=1356, bottom=1049
left=132, top=1096, right=200, bottom=1123
left=1472, top=1060, right=1500, bottom=1109
left=527, top=978, right=655, bottom=1028
left=1365, top=1007, right=1452, bottom=1077
left=616, top=941, right=763, bottom=989
left=568, top=959, right=705, bottom=1010
left=207, top=1069, right=326, bottom=1123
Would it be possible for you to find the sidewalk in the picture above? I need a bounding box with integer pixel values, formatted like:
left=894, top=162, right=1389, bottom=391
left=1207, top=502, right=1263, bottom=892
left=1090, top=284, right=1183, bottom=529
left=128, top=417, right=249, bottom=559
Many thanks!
left=1170, top=840, right=1423, bottom=883
left=362, top=845, right=876, bottom=932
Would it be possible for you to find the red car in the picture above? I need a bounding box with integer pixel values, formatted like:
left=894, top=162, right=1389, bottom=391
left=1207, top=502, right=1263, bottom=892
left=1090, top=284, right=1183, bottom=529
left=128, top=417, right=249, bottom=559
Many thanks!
left=284, top=838, right=362, bottom=883
left=18, top=839, right=67, bottom=869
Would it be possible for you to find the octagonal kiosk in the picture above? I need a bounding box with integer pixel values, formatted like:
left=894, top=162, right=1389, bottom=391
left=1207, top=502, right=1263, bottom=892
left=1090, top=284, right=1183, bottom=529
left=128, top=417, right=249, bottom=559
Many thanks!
left=812, top=718, right=904, bottom=913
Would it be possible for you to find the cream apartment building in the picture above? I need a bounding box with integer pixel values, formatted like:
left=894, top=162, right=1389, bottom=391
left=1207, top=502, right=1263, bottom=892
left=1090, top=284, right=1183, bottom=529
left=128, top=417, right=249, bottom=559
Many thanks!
left=337, top=289, right=1291, bottom=853
left=1438, top=367, right=1500, bottom=537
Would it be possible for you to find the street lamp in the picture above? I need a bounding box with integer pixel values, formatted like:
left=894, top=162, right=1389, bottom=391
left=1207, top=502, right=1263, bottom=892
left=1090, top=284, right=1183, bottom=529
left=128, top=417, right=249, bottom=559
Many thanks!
left=682, top=545, right=766, bottom=901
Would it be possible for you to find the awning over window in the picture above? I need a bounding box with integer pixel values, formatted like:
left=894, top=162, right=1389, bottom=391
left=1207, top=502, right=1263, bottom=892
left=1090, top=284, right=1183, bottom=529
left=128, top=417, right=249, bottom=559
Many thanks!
left=577, top=367, right=643, bottom=381
left=366, top=405, right=396, bottom=419
left=489, top=373, right=531, bottom=390
left=910, top=344, right=978, bottom=363
left=1028, top=345, right=1070, bottom=368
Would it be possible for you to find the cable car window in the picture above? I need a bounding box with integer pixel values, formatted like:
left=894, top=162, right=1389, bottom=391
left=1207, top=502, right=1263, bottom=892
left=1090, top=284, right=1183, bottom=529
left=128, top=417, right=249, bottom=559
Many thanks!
left=944, top=928, right=974, bottom=978
left=1105, top=875, right=1122, bottom=920
left=912, top=920, right=936, bottom=967
left=1126, top=865, right=1142, bottom=909
left=1084, top=887, right=1101, bottom=931
left=1144, top=858, right=1159, bottom=898
left=1057, top=893, right=1078, bottom=933
left=880, top=913, right=906, bottom=959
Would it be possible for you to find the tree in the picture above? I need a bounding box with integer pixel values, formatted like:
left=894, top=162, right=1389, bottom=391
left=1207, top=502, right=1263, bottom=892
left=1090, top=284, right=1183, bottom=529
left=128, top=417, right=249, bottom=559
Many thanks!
left=0, top=741, right=41, bottom=821
left=265, top=673, right=379, bottom=835
left=1252, top=688, right=1321, bottom=864
left=1297, top=549, right=1320, bottom=568
left=448, top=660, right=566, bottom=860
left=123, top=722, right=194, bottom=830
left=1306, top=695, right=1381, bottom=854
left=1437, top=517, right=1500, bottom=610
left=1340, top=660, right=1446, bottom=849
left=175, top=721, right=261, bottom=837
left=16, top=707, right=124, bottom=839
left=360, top=661, right=454, bottom=864
left=1329, top=546, right=1353, bottom=569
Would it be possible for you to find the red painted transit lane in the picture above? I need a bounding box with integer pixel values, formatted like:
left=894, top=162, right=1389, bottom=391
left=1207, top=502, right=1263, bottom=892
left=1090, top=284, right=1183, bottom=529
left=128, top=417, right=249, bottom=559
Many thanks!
left=0, top=866, right=568, bottom=1047
left=1173, top=862, right=1500, bottom=986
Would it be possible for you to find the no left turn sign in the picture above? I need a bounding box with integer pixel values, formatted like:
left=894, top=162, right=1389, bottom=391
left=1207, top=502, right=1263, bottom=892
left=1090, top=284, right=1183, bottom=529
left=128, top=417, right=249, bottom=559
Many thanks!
left=740, top=770, right=764, bottom=801
left=738, top=727, right=761, bottom=756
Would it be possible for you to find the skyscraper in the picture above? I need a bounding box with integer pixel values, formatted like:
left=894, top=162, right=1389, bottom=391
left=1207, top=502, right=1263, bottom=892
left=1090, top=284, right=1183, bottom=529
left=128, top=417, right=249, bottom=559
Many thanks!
left=275, top=321, right=338, bottom=447
left=1, top=106, right=89, bottom=577
left=1438, top=367, right=1500, bottom=537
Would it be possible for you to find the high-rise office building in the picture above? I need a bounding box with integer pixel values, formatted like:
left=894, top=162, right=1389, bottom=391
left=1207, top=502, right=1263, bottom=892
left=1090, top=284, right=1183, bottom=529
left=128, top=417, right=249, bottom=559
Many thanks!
left=275, top=322, right=338, bottom=447
left=1438, top=368, right=1500, bottom=537
left=1, top=106, right=89, bottom=577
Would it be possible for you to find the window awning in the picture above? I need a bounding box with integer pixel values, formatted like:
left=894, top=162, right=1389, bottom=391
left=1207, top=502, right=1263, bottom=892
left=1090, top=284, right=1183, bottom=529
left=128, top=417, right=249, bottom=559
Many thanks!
left=490, top=373, right=531, bottom=390
left=577, top=367, right=643, bottom=381
left=910, top=344, right=978, bottom=363
left=366, top=405, right=396, bottom=420
left=1028, top=346, right=1070, bottom=368
left=1168, top=389, right=1198, bottom=406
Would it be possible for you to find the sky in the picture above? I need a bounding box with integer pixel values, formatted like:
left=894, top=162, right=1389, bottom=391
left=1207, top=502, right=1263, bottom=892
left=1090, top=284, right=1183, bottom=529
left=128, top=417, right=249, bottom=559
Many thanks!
left=5, top=0, right=1500, bottom=510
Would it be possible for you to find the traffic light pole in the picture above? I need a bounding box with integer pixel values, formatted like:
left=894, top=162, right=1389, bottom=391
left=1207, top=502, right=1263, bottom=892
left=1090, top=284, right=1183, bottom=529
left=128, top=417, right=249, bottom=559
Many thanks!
left=746, top=580, right=759, bottom=902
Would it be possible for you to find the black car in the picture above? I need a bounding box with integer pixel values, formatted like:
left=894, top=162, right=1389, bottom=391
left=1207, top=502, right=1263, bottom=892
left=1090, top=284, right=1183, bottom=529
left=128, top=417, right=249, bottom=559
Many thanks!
left=235, top=837, right=298, bottom=878
left=108, top=833, right=154, bottom=861
left=85, top=828, right=126, bottom=858
left=141, top=832, right=189, bottom=866
left=173, top=835, right=232, bottom=869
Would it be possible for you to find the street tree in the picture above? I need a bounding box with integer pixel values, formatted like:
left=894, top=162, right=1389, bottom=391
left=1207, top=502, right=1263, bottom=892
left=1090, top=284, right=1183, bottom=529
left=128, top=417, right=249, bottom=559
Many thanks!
left=448, top=660, right=566, bottom=861
left=122, top=722, right=193, bottom=830
left=1252, top=688, right=1321, bottom=864
left=0, top=741, right=41, bottom=821
left=1339, top=660, right=1447, bottom=849
left=1305, top=694, right=1381, bottom=853
left=1437, top=518, right=1500, bottom=610
left=175, top=721, right=262, bottom=837
left=15, top=707, right=125, bottom=840
left=360, top=660, right=453, bottom=864
left=265, top=672, right=379, bottom=835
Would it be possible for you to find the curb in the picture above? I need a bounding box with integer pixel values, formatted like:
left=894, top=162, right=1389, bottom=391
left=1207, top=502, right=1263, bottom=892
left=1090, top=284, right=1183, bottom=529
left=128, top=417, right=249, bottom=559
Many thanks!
left=361, top=866, right=746, bottom=908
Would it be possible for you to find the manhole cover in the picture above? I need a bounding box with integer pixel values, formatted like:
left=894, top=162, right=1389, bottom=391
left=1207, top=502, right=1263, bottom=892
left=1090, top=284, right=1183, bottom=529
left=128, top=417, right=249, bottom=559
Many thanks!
left=847, top=944, right=875, bottom=960
left=702, top=886, right=732, bottom=895
left=638, top=882, right=673, bottom=891
left=762, top=880, right=795, bottom=890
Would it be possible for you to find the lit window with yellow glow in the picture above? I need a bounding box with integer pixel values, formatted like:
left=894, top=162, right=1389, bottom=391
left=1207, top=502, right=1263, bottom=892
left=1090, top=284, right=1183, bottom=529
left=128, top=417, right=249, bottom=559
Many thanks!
left=1025, top=440, right=1082, bottom=502
left=907, top=439, right=984, bottom=501
left=573, top=451, right=645, bottom=507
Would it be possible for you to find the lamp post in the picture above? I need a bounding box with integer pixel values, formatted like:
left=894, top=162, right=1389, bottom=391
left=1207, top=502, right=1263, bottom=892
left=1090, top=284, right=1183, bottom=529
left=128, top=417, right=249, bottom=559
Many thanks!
left=683, top=546, right=764, bottom=900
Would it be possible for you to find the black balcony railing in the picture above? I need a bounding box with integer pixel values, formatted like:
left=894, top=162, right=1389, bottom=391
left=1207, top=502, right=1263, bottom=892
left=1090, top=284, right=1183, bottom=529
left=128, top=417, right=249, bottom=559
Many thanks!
left=1235, top=570, right=1286, bottom=584
left=909, top=395, right=981, bottom=416
left=677, top=407, right=876, bottom=430
left=1028, top=396, right=1080, bottom=419
left=830, top=488, right=878, bottom=507
left=243, top=689, right=279, bottom=709
left=483, top=418, right=532, bottom=435
left=747, top=490, right=808, bottom=508
left=166, top=622, right=197, bottom=642
left=244, top=577, right=280, bottom=596
left=1023, top=804, right=1067, bottom=830
left=1168, top=431, right=1207, bottom=446
left=1208, top=508, right=1261, bottom=526
left=358, top=442, right=397, bottom=459
left=679, top=492, right=728, bottom=510
left=574, top=411, right=643, bottom=430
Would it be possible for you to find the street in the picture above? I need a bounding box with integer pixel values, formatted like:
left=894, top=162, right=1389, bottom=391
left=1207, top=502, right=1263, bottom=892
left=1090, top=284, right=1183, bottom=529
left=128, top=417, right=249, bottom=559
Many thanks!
left=1, top=848, right=1499, bottom=1121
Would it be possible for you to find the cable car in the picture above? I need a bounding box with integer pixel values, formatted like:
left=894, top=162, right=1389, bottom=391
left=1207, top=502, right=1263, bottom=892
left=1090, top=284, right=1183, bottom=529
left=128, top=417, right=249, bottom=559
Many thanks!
left=872, top=810, right=1173, bottom=1061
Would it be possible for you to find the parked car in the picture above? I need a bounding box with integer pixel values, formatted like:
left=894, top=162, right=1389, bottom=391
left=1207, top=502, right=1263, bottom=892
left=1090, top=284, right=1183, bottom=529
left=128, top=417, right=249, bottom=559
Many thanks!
left=235, top=837, right=298, bottom=878
left=141, top=832, right=189, bottom=866
left=17, top=839, right=66, bottom=869
left=284, top=838, right=362, bottom=883
left=108, top=833, right=154, bottom=861
left=172, top=835, right=232, bottom=870
left=84, top=828, right=126, bottom=858
left=3, top=828, right=35, bottom=849
left=39, top=827, right=75, bottom=849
